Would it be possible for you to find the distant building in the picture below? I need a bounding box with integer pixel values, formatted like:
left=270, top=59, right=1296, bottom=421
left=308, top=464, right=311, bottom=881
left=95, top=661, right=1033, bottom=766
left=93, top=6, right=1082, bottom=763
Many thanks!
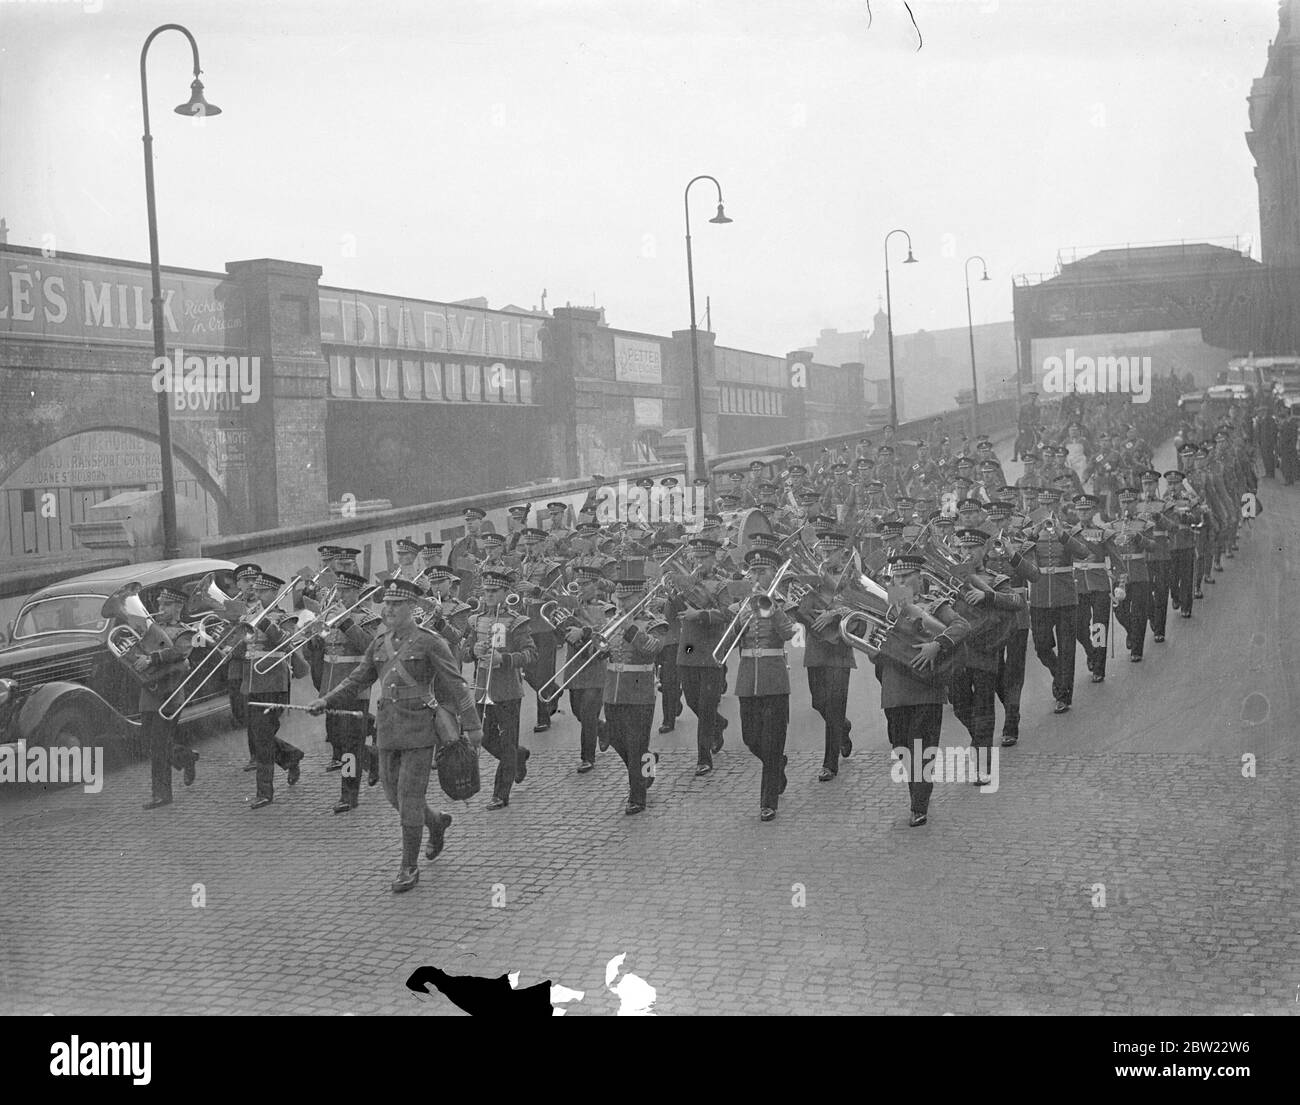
left=1248, top=0, right=1300, bottom=265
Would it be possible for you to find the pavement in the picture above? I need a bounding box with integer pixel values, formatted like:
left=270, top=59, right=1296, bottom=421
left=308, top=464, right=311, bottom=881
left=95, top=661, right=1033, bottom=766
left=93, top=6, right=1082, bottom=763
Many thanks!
left=1, top=437, right=1297, bottom=1016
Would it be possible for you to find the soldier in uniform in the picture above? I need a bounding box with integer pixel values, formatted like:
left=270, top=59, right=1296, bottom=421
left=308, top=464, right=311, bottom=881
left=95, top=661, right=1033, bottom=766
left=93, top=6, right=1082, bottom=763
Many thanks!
left=448, top=507, right=488, bottom=596
left=792, top=533, right=857, bottom=781
left=543, top=501, right=575, bottom=557
left=602, top=579, right=669, bottom=814
left=1026, top=492, right=1091, bottom=713
left=554, top=565, right=610, bottom=773
left=665, top=536, right=732, bottom=776
left=565, top=521, right=618, bottom=586
left=477, top=531, right=521, bottom=578
left=122, top=586, right=200, bottom=809
left=418, top=541, right=445, bottom=574
left=974, top=439, right=1007, bottom=489
left=310, top=578, right=481, bottom=893
left=466, top=570, right=536, bottom=809
left=949, top=528, right=1024, bottom=784
left=875, top=444, right=902, bottom=498
left=1066, top=493, right=1112, bottom=684
left=1165, top=468, right=1203, bottom=619
left=1135, top=469, right=1176, bottom=644
left=981, top=516, right=1038, bottom=746
left=1105, top=488, right=1156, bottom=663
left=729, top=547, right=798, bottom=821
left=512, top=527, right=565, bottom=732
left=317, top=570, right=381, bottom=813
left=690, top=476, right=715, bottom=517
left=820, top=461, right=856, bottom=526
left=504, top=504, right=532, bottom=554
left=385, top=536, right=423, bottom=582
left=876, top=552, right=972, bottom=827
left=224, top=563, right=261, bottom=740
left=647, top=539, right=684, bottom=732
left=244, top=574, right=308, bottom=809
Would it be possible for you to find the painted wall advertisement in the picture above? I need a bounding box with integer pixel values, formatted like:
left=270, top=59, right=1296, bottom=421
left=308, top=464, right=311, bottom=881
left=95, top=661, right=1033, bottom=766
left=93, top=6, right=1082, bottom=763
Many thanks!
left=614, top=336, right=663, bottom=385
left=0, top=250, right=246, bottom=350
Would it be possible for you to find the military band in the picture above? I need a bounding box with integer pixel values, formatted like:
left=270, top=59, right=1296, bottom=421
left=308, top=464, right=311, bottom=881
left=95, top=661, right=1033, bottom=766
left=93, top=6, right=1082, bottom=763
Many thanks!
left=96, top=398, right=1262, bottom=892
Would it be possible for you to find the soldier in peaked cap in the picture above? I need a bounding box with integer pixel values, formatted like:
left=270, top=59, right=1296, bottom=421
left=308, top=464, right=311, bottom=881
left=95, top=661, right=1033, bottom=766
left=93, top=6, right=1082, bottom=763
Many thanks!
left=311, top=577, right=481, bottom=893
left=542, top=501, right=575, bottom=557
left=448, top=507, right=489, bottom=596
left=1135, top=469, right=1177, bottom=643
left=691, top=475, right=715, bottom=516
left=224, top=563, right=262, bottom=733
left=730, top=547, right=798, bottom=821
left=317, top=570, right=381, bottom=813
left=244, top=574, right=309, bottom=809
left=465, top=571, right=536, bottom=809
left=550, top=564, right=610, bottom=773
left=602, top=578, right=669, bottom=814
left=1027, top=493, right=1091, bottom=714
left=504, top=504, right=532, bottom=552
left=1106, top=487, right=1156, bottom=663
left=1164, top=466, right=1203, bottom=618
left=512, top=527, right=565, bottom=732
left=820, top=461, right=856, bottom=526
left=1067, top=493, right=1111, bottom=685
left=646, top=539, right=685, bottom=732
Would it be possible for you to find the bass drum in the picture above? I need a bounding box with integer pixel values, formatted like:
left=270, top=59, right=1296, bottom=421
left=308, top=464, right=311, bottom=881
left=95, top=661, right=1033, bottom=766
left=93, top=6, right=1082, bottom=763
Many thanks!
left=718, top=507, right=773, bottom=558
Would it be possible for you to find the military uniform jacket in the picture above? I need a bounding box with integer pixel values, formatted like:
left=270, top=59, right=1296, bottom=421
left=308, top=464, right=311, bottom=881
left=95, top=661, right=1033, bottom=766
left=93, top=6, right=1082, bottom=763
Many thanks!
left=515, top=555, right=564, bottom=637
left=320, top=611, right=378, bottom=697
left=1134, top=497, right=1176, bottom=561
left=242, top=614, right=294, bottom=696
left=556, top=593, right=609, bottom=691
left=1069, top=522, right=1111, bottom=595
left=1167, top=493, right=1203, bottom=550
left=955, top=573, right=1024, bottom=672
left=1028, top=529, right=1091, bottom=608
left=997, top=549, right=1038, bottom=630
left=820, top=482, right=857, bottom=525
left=601, top=616, right=666, bottom=705
left=466, top=606, right=536, bottom=702
left=136, top=618, right=194, bottom=714
left=793, top=585, right=857, bottom=669
left=565, top=552, right=619, bottom=585
left=1105, top=522, right=1156, bottom=583
left=873, top=599, right=971, bottom=707
left=666, top=567, right=732, bottom=668
left=324, top=624, right=479, bottom=750
left=222, top=593, right=257, bottom=679
left=733, top=599, right=796, bottom=696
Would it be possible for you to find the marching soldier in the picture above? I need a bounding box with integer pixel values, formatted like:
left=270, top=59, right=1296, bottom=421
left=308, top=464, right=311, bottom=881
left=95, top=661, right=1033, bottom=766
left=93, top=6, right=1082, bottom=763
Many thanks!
left=542, top=501, right=575, bottom=557
left=875, top=444, right=902, bottom=497
left=448, top=507, right=488, bottom=596
left=116, top=586, right=200, bottom=809
left=665, top=536, right=732, bottom=777
left=820, top=461, right=856, bottom=526
left=318, top=571, right=380, bottom=813
left=513, top=527, right=565, bottom=732
left=602, top=579, right=669, bottom=814
left=504, top=504, right=532, bottom=553
left=875, top=552, right=971, bottom=827
left=553, top=565, right=610, bottom=772
left=384, top=536, right=423, bottom=582
left=467, top=570, right=537, bottom=810
left=729, top=547, right=798, bottom=821
left=792, top=533, right=856, bottom=782
left=1165, top=468, right=1202, bottom=618
left=1105, top=488, right=1156, bottom=663
left=421, top=568, right=473, bottom=659
left=980, top=515, right=1038, bottom=746
left=310, top=578, right=482, bottom=893
left=244, top=573, right=308, bottom=809
left=690, top=476, right=715, bottom=517
left=566, top=521, right=618, bottom=584
left=224, top=563, right=261, bottom=738
left=1135, top=469, right=1176, bottom=643
left=949, top=528, right=1024, bottom=784
left=1066, top=493, right=1112, bottom=684
left=974, top=439, right=1007, bottom=489
left=1026, top=491, right=1091, bottom=713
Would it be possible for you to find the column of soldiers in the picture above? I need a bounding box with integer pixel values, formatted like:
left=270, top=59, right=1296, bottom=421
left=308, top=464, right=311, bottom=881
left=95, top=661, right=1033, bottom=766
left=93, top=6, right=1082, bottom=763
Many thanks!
left=118, top=385, right=1263, bottom=889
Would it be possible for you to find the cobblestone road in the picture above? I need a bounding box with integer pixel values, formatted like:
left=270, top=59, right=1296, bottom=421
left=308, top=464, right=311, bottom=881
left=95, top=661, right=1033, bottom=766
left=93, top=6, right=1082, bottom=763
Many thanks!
left=1, top=440, right=1296, bottom=1015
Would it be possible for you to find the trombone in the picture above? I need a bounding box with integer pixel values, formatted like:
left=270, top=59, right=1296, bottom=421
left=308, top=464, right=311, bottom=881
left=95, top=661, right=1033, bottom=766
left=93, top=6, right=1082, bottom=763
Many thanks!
left=252, top=585, right=382, bottom=674
left=158, top=576, right=301, bottom=722
left=539, top=577, right=668, bottom=703
left=711, top=558, right=797, bottom=666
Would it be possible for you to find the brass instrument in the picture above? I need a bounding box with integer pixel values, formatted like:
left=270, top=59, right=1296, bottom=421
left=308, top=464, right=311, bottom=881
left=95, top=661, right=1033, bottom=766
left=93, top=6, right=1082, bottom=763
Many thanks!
left=711, top=559, right=797, bottom=666
left=253, top=585, right=382, bottom=674
left=837, top=573, right=961, bottom=688
left=540, top=578, right=669, bottom=703
left=158, top=575, right=301, bottom=721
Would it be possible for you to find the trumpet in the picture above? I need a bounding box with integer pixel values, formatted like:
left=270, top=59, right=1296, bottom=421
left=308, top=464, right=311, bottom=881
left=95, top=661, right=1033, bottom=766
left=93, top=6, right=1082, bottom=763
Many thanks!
left=158, top=575, right=301, bottom=722
left=253, top=585, right=382, bottom=674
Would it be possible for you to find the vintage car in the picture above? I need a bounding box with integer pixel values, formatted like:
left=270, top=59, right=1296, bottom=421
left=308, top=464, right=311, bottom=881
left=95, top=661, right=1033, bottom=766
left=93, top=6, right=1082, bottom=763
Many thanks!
left=0, top=558, right=238, bottom=765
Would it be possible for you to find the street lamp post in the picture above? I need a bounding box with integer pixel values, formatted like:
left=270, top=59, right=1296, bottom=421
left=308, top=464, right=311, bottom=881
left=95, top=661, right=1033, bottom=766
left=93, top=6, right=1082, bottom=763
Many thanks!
left=684, top=175, right=732, bottom=482
left=883, top=228, right=916, bottom=430
left=141, top=24, right=221, bottom=559
left=964, top=255, right=990, bottom=442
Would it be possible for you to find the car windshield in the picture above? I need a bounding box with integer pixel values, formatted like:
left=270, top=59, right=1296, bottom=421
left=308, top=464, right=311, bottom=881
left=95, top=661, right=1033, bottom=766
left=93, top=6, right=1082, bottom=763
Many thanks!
left=12, top=594, right=110, bottom=639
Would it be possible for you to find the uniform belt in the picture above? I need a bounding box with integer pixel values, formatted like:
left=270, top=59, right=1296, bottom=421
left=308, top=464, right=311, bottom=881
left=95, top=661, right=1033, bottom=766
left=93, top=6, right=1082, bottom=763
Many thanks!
left=1117, top=552, right=1146, bottom=561
left=1040, top=566, right=1074, bottom=575
left=325, top=654, right=365, bottom=663
left=245, top=648, right=275, bottom=658
left=740, top=648, right=785, bottom=658
left=1075, top=562, right=1108, bottom=570
left=607, top=663, right=653, bottom=673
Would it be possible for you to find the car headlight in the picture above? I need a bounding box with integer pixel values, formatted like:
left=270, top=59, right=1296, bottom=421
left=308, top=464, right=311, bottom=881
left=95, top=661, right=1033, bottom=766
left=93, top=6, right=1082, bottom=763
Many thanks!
left=0, top=678, right=17, bottom=707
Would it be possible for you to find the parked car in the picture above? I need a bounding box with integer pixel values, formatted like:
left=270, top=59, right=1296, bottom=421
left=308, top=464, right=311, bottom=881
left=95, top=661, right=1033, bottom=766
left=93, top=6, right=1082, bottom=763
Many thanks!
left=0, top=558, right=237, bottom=766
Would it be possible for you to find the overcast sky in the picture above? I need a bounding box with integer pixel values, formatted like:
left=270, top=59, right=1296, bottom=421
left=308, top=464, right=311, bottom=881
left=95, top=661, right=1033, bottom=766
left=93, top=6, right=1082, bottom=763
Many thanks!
left=0, top=0, right=1278, bottom=356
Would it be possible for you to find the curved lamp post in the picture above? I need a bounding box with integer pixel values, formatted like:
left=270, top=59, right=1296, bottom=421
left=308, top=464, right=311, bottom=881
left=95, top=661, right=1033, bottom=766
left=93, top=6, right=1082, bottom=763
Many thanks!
left=964, top=255, right=990, bottom=441
left=883, top=228, right=917, bottom=430
left=141, top=24, right=221, bottom=558
left=684, top=175, right=732, bottom=482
